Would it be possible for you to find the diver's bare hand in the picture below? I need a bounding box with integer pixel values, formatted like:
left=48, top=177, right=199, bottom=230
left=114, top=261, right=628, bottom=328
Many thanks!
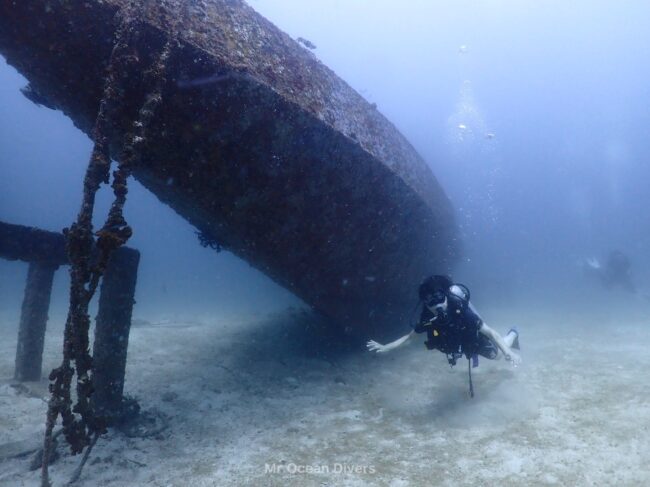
left=505, top=350, right=521, bottom=367
left=366, top=340, right=388, bottom=353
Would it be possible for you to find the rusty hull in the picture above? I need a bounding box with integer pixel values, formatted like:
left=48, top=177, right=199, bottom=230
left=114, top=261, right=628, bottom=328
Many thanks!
left=0, top=0, right=460, bottom=336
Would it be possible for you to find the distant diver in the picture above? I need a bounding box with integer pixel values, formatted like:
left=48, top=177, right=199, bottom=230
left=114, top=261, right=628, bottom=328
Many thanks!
left=367, top=275, right=520, bottom=397
left=583, top=250, right=636, bottom=293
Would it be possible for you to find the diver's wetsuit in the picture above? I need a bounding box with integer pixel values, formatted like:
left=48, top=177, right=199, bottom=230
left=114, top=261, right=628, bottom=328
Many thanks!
left=413, top=295, right=498, bottom=361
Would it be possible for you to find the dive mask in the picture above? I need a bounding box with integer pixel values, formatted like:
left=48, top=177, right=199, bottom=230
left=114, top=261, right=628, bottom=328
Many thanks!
left=425, top=290, right=446, bottom=308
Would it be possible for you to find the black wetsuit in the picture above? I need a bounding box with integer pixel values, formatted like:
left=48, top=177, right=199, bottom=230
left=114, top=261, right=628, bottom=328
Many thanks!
left=413, top=295, right=498, bottom=361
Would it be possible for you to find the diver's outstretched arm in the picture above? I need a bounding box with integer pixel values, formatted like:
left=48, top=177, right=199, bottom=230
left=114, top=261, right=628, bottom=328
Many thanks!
left=367, top=330, right=415, bottom=353
left=479, top=323, right=521, bottom=366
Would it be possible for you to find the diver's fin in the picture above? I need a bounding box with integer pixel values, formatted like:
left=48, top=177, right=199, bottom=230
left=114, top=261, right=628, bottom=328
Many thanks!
left=508, top=328, right=520, bottom=350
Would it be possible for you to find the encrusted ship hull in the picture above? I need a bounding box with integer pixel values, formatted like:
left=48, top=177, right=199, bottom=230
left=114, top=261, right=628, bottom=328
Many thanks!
left=0, top=0, right=460, bottom=335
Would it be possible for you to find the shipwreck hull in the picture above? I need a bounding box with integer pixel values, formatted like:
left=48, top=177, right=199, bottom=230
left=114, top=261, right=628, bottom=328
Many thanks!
left=0, top=0, right=460, bottom=335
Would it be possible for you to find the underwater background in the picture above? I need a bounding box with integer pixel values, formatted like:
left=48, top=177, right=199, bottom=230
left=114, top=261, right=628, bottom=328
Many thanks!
left=1, top=1, right=650, bottom=485
left=3, top=0, right=650, bottom=317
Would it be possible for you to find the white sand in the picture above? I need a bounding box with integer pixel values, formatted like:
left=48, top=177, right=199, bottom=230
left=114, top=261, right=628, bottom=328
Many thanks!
left=1, top=304, right=649, bottom=486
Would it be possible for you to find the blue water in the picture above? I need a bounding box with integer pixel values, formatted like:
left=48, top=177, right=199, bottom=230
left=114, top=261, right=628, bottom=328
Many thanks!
left=1, top=1, right=650, bottom=485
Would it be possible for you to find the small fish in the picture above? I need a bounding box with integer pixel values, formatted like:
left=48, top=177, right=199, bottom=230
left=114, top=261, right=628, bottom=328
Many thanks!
left=20, top=84, right=56, bottom=110
left=297, top=37, right=317, bottom=50
left=586, top=257, right=601, bottom=270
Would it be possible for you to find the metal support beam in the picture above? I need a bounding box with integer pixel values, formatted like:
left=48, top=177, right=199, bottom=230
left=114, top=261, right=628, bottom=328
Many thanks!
left=14, top=261, right=58, bottom=381
left=92, top=247, right=140, bottom=418
left=2, top=220, right=140, bottom=412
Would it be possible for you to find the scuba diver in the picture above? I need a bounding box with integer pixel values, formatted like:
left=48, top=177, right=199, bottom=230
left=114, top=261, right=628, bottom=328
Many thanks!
left=584, top=250, right=636, bottom=293
left=366, top=275, right=520, bottom=396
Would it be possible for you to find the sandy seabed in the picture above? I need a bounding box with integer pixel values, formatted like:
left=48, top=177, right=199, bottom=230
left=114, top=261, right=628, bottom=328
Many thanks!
left=1, top=303, right=649, bottom=487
